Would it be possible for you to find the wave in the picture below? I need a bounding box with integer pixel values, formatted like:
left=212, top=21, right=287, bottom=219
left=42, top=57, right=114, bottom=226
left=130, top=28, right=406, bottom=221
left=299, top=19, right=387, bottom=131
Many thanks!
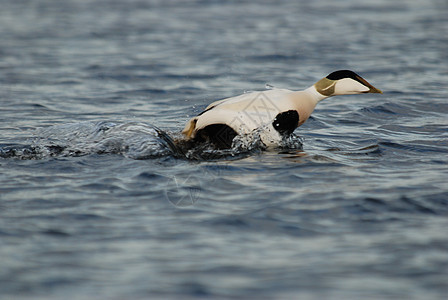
left=0, top=121, right=304, bottom=161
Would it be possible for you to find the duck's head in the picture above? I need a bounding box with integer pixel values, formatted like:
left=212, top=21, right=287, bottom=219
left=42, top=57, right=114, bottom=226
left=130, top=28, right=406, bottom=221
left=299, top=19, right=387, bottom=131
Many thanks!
left=314, top=70, right=382, bottom=97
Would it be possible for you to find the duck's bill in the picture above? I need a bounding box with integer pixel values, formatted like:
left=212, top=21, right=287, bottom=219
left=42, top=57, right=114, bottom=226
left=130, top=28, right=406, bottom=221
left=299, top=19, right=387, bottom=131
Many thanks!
left=356, top=76, right=383, bottom=94
left=367, top=85, right=383, bottom=93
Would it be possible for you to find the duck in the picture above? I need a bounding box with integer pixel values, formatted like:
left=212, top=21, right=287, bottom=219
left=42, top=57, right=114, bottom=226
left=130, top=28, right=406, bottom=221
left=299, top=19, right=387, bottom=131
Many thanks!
left=182, top=70, right=382, bottom=149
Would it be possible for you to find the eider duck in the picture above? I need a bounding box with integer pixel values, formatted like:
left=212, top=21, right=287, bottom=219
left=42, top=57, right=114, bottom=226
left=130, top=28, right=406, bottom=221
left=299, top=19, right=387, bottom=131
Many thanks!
left=183, top=70, right=382, bottom=148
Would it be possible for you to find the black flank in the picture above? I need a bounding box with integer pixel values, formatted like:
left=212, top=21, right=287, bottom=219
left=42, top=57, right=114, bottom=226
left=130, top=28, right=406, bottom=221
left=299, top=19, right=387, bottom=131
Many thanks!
left=195, top=124, right=238, bottom=149
left=272, top=110, right=299, bottom=136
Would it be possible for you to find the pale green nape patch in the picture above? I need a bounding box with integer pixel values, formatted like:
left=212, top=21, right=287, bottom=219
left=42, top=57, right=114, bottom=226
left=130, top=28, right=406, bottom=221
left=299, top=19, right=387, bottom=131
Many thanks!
left=314, top=78, right=336, bottom=96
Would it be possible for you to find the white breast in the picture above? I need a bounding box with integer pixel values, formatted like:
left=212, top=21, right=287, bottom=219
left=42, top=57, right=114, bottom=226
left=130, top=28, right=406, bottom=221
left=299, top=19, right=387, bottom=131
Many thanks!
left=195, top=89, right=296, bottom=134
left=183, top=86, right=323, bottom=147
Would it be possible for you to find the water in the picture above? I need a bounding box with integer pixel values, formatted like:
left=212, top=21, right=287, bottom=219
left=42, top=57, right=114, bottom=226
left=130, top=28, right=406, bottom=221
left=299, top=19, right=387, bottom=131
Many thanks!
left=1, top=0, right=448, bottom=298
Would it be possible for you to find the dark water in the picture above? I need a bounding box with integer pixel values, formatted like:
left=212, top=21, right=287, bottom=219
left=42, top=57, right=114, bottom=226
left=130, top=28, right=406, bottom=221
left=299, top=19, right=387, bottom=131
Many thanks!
left=1, top=0, right=448, bottom=298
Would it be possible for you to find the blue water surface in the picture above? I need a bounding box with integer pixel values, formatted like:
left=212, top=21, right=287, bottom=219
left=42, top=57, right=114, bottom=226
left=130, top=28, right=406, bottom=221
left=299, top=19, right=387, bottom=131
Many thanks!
left=1, top=0, right=448, bottom=299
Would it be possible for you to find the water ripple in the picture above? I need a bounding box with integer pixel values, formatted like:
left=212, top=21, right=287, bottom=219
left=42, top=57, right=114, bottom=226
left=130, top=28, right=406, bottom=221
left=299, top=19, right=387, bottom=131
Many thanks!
left=1, top=0, right=448, bottom=299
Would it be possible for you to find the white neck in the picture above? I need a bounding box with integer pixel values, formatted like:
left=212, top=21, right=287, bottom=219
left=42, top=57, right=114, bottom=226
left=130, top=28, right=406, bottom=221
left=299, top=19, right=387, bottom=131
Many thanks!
left=304, top=85, right=329, bottom=104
